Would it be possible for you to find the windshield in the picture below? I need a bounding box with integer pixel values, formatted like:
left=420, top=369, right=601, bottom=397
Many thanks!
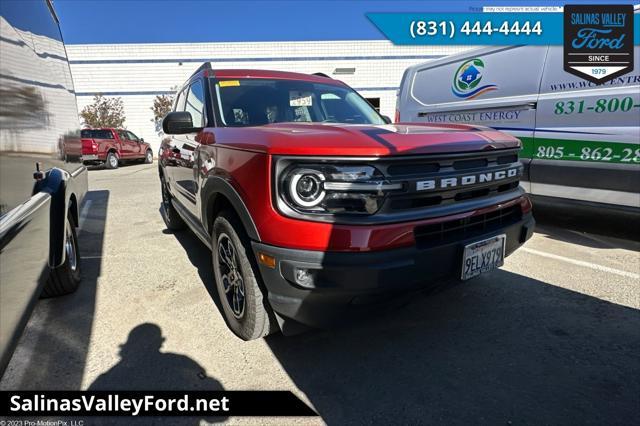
left=212, top=78, right=385, bottom=127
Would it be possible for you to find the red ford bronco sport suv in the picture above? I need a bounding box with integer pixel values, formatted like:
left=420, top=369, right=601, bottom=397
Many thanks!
left=159, top=64, right=534, bottom=340
left=81, top=128, right=153, bottom=169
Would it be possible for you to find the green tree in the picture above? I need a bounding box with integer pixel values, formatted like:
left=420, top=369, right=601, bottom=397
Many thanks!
left=80, top=94, right=126, bottom=128
left=151, top=93, right=174, bottom=123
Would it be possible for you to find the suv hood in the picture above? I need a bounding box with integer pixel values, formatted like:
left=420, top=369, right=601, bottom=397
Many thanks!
left=214, top=123, right=521, bottom=156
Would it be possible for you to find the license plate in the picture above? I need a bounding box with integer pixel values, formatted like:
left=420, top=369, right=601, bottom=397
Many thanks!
left=83, top=154, right=98, bottom=160
left=461, top=234, right=506, bottom=280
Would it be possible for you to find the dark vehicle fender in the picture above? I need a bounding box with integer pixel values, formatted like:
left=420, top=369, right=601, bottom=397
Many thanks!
left=33, top=166, right=88, bottom=268
left=200, top=176, right=260, bottom=241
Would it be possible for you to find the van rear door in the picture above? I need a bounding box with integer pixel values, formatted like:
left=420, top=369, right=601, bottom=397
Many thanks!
left=398, top=46, right=549, bottom=189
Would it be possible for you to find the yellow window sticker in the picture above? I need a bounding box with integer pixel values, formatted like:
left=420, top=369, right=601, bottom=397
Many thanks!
left=219, top=80, right=240, bottom=87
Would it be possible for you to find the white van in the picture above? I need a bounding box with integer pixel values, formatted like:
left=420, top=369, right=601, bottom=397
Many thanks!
left=397, top=45, right=640, bottom=211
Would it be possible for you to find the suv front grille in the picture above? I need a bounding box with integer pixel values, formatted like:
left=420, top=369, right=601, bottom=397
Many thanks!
left=376, top=149, right=523, bottom=213
left=414, top=203, right=522, bottom=247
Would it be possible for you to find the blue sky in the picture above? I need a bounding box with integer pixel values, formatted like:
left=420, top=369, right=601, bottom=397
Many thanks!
left=54, top=0, right=632, bottom=44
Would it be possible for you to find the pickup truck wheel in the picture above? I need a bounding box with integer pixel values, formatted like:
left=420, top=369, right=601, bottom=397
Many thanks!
left=42, top=212, right=81, bottom=297
left=144, top=149, right=153, bottom=164
left=212, top=211, right=275, bottom=340
left=160, top=176, right=186, bottom=231
left=105, top=151, right=119, bottom=169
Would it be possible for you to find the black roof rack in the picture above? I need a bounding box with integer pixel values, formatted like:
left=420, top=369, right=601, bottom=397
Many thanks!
left=312, top=72, right=331, bottom=78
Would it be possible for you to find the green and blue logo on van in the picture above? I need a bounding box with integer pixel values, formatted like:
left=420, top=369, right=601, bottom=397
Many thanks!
left=452, top=58, right=497, bottom=99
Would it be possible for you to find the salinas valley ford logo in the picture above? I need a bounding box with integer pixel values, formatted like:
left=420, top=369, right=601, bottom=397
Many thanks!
left=564, top=4, right=634, bottom=84
left=452, top=58, right=497, bottom=99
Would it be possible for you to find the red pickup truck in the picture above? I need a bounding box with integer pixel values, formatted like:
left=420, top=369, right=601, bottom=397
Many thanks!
left=81, top=128, right=153, bottom=169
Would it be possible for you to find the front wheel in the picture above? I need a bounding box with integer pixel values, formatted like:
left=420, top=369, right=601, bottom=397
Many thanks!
left=212, top=211, right=275, bottom=340
left=42, top=212, right=81, bottom=297
left=144, top=149, right=153, bottom=164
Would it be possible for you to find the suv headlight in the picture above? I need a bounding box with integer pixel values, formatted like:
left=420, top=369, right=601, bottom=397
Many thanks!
left=279, top=163, right=402, bottom=216
left=288, top=169, right=326, bottom=207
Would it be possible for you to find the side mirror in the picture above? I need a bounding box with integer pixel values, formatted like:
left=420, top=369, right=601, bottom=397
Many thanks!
left=162, top=111, right=200, bottom=134
left=140, top=138, right=145, bottom=143
left=381, top=115, right=392, bottom=124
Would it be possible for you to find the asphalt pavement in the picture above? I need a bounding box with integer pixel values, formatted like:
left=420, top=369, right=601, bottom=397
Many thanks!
left=1, top=163, right=639, bottom=425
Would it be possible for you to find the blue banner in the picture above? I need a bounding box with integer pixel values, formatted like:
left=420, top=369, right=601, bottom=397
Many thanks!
left=367, top=12, right=640, bottom=45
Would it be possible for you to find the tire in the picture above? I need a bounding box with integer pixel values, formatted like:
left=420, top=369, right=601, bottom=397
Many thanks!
left=105, top=151, right=119, bottom=169
left=144, top=149, right=153, bottom=164
left=160, top=175, right=186, bottom=231
left=212, top=211, right=276, bottom=340
left=42, top=212, right=81, bottom=297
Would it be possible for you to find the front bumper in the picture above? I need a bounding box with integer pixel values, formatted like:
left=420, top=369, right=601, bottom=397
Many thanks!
left=252, top=213, right=534, bottom=329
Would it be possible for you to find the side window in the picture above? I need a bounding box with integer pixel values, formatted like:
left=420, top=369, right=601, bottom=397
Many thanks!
left=117, top=130, right=127, bottom=140
left=185, top=80, right=205, bottom=127
left=126, top=131, right=139, bottom=141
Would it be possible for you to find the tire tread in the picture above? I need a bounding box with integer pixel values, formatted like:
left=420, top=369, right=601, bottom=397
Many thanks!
left=213, top=210, right=276, bottom=340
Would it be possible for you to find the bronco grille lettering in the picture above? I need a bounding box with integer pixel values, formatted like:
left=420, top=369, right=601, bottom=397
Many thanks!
left=416, top=167, right=519, bottom=192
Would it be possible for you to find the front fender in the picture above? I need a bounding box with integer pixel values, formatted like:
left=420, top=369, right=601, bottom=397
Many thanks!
left=200, top=176, right=260, bottom=241
left=33, top=166, right=87, bottom=268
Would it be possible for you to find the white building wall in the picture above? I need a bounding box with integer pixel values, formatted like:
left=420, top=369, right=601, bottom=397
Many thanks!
left=67, top=40, right=476, bottom=154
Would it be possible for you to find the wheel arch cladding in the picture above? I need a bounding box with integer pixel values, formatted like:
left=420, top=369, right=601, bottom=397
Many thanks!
left=202, top=176, right=260, bottom=241
left=33, top=168, right=72, bottom=268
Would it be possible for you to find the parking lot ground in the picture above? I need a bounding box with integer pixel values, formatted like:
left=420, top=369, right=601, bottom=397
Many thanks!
left=1, top=163, right=639, bottom=425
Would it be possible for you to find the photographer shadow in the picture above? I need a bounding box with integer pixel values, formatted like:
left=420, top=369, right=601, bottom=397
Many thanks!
left=88, top=323, right=227, bottom=424
left=89, top=323, right=223, bottom=392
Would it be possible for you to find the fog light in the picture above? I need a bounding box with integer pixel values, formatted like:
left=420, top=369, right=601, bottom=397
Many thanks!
left=294, top=268, right=314, bottom=287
